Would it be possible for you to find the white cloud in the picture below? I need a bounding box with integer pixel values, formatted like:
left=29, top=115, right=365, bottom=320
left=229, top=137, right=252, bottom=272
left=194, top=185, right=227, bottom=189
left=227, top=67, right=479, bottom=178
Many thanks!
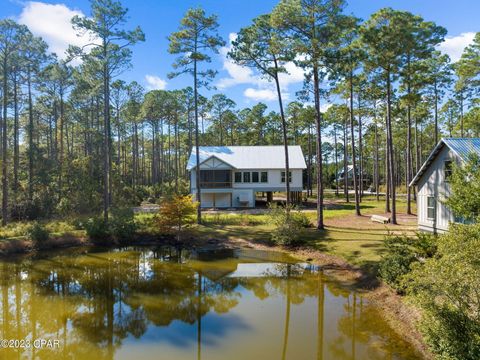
left=217, top=33, right=262, bottom=89
left=244, top=88, right=278, bottom=102
left=217, top=32, right=305, bottom=102
left=145, top=75, right=167, bottom=90
left=18, top=1, right=95, bottom=60
left=438, top=32, right=475, bottom=62
left=320, top=103, right=332, bottom=113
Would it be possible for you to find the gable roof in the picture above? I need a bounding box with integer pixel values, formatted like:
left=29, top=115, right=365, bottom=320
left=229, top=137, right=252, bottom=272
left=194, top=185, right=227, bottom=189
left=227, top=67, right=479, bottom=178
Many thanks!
left=410, top=138, right=480, bottom=187
left=186, top=145, right=307, bottom=170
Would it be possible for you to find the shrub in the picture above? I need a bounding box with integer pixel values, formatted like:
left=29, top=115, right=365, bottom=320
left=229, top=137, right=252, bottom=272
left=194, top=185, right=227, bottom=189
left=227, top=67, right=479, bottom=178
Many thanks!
left=85, top=216, right=110, bottom=244
left=406, top=223, right=480, bottom=359
left=27, top=222, right=50, bottom=245
left=379, top=232, right=438, bottom=293
left=291, top=211, right=311, bottom=228
left=110, top=208, right=137, bottom=243
left=268, top=205, right=308, bottom=246
left=379, top=236, right=417, bottom=293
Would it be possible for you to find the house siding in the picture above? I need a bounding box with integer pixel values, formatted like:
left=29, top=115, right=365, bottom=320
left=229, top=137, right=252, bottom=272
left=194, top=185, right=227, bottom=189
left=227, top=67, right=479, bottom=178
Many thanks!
left=416, top=146, right=458, bottom=233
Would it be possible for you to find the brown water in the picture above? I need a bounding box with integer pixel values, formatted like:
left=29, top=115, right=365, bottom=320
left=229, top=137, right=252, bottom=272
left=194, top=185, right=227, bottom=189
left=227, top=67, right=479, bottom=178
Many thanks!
left=0, top=247, right=420, bottom=359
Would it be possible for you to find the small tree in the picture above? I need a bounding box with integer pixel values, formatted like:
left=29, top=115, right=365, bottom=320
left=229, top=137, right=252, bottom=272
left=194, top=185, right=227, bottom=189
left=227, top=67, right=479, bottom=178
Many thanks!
left=157, top=195, right=199, bottom=241
left=444, top=153, right=480, bottom=222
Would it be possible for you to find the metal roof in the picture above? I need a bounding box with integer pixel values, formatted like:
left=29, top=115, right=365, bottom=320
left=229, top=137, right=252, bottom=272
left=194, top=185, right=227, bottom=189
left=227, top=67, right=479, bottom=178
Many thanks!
left=409, top=138, right=480, bottom=187
left=186, top=145, right=307, bottom=170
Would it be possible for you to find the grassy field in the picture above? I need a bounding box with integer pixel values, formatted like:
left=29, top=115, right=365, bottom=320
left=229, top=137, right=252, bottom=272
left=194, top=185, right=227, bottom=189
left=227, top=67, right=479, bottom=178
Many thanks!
left=196, top=196, right=417, bottom=271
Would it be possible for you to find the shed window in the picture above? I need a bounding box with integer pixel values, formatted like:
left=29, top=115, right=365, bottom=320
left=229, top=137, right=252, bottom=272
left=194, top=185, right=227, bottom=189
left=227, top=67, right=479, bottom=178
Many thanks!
left=252, top=172, right=259, bottom=183
left=261, top=171, right=268, bottom=183
left=281, top=171, right=292, bottom=183
left=243, top=172, right=251, bottom=183
left=427, top=196, right=436, bottom=220
left=234, top=172, right=242, bottom=183
left=444, top=160, right=453, bottom=181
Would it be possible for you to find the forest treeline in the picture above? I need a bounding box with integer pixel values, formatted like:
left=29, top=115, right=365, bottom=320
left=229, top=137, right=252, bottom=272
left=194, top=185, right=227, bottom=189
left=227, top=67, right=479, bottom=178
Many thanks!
left=0, top=0, right=478, bottom=226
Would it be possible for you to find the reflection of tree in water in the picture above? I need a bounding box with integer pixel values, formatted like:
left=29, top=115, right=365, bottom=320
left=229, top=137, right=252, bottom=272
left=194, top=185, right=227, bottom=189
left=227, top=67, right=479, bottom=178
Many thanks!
left=329, top=291, right=416, bottom=360
left=0, top=248, right=415, bottom=360
left=0, top=248, right=249, bottom=359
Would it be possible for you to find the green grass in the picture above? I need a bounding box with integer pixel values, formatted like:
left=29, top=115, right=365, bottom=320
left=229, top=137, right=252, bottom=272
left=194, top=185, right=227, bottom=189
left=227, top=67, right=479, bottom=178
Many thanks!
left=196, top=197, right=416, bottom=270
left=0, top=197, right=416, bottom=272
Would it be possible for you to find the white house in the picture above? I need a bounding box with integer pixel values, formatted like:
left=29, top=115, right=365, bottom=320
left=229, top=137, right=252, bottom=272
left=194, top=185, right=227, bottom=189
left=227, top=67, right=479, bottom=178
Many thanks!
left=410, top=138, right=480, bottom=233
left=186, top=146, right=307, bottom=208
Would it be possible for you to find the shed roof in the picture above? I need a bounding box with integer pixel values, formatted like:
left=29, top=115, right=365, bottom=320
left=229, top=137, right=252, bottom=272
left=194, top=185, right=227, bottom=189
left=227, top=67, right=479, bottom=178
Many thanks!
left=186, top=145, right=307, bottom=170
left=409, top=138, right=480, bottom=187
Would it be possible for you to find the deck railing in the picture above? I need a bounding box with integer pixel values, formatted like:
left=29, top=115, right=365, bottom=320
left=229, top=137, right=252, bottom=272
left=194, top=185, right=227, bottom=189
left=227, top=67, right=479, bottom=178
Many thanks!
left=199, top=181, right=232, bottom=188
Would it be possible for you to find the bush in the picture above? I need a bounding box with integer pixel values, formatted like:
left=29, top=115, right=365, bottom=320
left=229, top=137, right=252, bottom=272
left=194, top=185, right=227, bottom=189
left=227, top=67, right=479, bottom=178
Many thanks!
left=379, top=233, right=437, bottom=293
left=406, top=223, right=480, bottom=359
left=379, top=235, right=417, bottom=293
left=268, top=205, right=308, bottom=246
left=110, top=208, right=137, bottom=243
left=85, top=216, right=110, bottom=244
left=27, top=222, right=50, bottom=245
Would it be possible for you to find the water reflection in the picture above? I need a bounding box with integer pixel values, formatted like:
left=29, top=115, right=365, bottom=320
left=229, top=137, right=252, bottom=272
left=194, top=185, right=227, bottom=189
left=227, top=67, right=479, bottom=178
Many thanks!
left=0, top=247, right=419, bottom=360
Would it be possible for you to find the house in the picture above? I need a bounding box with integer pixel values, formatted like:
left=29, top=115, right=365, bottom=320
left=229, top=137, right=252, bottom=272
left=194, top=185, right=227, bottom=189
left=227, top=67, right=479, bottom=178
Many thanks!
left=186, top=145, right=307, bottom=208
left=409, top=138, right=480, bottom=233
left=336, top=165, right=370, bottom=188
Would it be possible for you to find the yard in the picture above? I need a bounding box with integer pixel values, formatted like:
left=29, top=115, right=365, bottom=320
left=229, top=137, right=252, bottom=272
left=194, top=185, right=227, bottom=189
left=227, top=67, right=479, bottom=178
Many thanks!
left=194, top=195, right=417, bottom=270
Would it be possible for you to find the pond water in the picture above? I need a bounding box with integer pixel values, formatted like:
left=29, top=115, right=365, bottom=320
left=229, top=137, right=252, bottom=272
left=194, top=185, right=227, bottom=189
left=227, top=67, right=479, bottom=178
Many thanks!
left=0, top=246, right=420, bottom=360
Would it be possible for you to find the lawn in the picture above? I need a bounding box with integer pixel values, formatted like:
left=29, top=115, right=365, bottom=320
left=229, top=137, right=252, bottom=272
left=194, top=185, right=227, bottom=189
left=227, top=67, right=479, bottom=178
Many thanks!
left=196, top=196, right=417, bottom=270
left=0, top=196, right=417, bottom=272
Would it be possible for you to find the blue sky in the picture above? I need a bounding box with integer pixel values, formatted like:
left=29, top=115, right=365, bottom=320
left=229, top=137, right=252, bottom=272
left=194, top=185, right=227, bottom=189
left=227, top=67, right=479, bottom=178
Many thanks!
left=3, top=0, right=479, bottom=109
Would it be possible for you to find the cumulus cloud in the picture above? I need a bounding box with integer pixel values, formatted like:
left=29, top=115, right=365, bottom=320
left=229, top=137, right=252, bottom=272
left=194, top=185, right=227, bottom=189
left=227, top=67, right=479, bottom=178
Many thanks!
left=217, top=32, right=305, bottom=102
left=18, top=1, right=95, bottom=60
left=244, top=88, right=278, bottom=102
left=145, top=75, right=167, bottom=90
left=438, top=32, right=475, bottom=62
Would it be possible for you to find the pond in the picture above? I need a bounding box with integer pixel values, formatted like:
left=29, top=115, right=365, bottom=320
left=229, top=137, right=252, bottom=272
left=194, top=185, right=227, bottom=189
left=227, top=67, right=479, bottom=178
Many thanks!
left=0, top=246, right=420, bottom=360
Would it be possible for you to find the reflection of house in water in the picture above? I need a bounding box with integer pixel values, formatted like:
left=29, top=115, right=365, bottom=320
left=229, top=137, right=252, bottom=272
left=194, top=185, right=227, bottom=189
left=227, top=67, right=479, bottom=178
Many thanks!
left=190, top=248, right=314, bottom=280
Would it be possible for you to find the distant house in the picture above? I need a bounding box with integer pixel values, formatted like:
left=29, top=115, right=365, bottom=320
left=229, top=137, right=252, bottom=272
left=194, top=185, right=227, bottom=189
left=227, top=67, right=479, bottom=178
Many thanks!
left=410, top=138, right=480, bottom=233
left=336, top=165, right=370, bottom=188
left=186, top=146, right=307, bottom=208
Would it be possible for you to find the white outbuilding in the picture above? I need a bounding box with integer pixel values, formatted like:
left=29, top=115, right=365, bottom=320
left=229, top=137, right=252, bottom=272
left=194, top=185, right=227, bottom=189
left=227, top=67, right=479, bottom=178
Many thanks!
left=410, top=138, right=480, bottom=233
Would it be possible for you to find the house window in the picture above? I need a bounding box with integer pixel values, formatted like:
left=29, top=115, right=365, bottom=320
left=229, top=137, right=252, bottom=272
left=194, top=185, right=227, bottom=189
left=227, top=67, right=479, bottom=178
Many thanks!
left=454, top=213, right=475, bottom=225
left=444, top=160, right=453, bottom=181
left=261, top=171, right=268, bottom=183
left=252, top=172, right=259, bottom=183
left=281, top=171, right=292, bottom=183
left=234, top=172, right=242, bottom=183
left=427, top=196, right=436, bottom=220
left=243, top=172, right=251, bottom=183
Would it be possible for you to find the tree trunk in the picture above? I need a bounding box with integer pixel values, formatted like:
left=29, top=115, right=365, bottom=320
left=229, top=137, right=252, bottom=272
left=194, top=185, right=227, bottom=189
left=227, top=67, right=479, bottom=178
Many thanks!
left=334, top=124, right=339, bottom=197
left=103, top=53, right=111, bottom=222
left=386, top=70, right=397, bottom=224
left=2, top=56, right=8, bottom=225
left=273, top=65, right=290, bottom=210
left=193, top=47, right=202, bottom=224
left=357, top=92, right=363, bottom=201
left=349, top=72, right=360, bottom=216
left=313, top=65, right=324, bottom=230
left=28, top=67, right=34, bottom=203
left=343, top=111, right=349, bottom=203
